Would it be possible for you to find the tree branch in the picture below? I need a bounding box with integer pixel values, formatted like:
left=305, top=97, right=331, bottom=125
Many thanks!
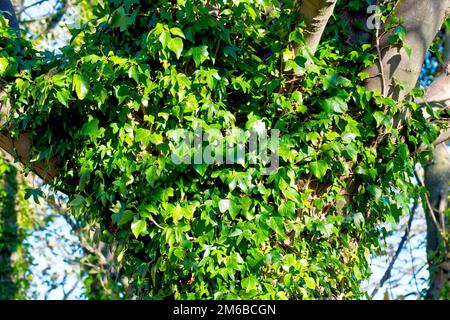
left=370, top=200, right=418, bottom=299
left=296, top=0, right=337, bottom=55
left=365, top=0, right=449, bottom=100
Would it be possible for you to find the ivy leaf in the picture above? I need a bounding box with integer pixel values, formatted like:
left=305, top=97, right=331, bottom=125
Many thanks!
left=135, top=128, right=151, bottom=145
left=320, top=97, right=348, bottom=114
left=131, top=220, right=147, bottom=238
left=24, top=188, right=45, bottom=204
left=159, top=30, right=171, bottom=49
left=189, top=46, right=209, bottom=67
left=169, top=27, right=185, bottom=38
left=168, top=37, right=184, bottom=59
left=193, top=163, right=208, bottom=177
left=111, top=7, right=133, bottom=32
left=0, top=57, right=9, bottom=75
left=171, top=204, right=184, bottom=223
left=309, top=160, right=329, bottom=180
left=323, top=74, right=351, bottom=90
left=112, top=210, right=134, bottom=226
left=304, top=276, right=315, bottom=289
left=284, top=60, right=305, bottom=75
left=68, top=194, right=85, bottom=207
left=82, top=117, right=102, bottom=140
left=73, top=74, right=89, bottom=100
left=55, top=89, right=70, bottom=106
left=373, top=111, right=386, bottom=127
left=351, top=212, right=365, bottom=229
left=128, top=66, right=139, bottom=83
left=268, top=217, right=287, bottom=238
left=218, top=199, right=231, bottom=213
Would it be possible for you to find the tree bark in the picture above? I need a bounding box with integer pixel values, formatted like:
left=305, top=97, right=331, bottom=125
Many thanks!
left=364, top=0, right=449, bottom=100
left=424, top=143, right=450, bottom=299
left=422, top=23, right=450, bottom=300
left=296, top=0, right=337, bottom=54
left=361, top=0, right=450, bottom=297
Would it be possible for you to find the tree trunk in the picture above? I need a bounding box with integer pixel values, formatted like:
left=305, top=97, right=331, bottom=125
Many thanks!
left=364, top=0, right=449, bottom=100
left=424, top=143, right=450, bottom=299
left=361, top=0, right=450, bottom=298
left=296, top=0, right=337, bottom=54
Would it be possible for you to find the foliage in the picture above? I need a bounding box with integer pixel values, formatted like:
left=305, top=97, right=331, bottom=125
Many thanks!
left=0, top=156, right=35, bottom=299
left=0, top=0, right=442, bottom=299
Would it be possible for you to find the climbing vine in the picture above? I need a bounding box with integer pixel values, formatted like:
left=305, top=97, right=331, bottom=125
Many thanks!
left=0, top=155, right=36, bottom=299
left=0, top=0, right=444, bottom=299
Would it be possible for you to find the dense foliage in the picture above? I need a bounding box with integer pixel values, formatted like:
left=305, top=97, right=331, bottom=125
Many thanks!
left=0, top=156, right=34, bottom=299
left=0, top=0, right=443, bottom=299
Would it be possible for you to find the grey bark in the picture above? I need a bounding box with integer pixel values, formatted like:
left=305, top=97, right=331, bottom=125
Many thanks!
left=361, top=0, right=450, bottom=298
left=364, top=0, right=449, bottom=100
left=297, top=0, right=337, bottom=54
left=424, top=143, right=450, bottom=299
left=422, top=22, right=450, bottom=301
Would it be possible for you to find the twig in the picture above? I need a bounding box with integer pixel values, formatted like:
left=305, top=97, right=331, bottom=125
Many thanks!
left=406, top=224, right=423, bottom=298
left=370, top=200, right=418, bottom=299
left=414, top=169, right=446, bottom=238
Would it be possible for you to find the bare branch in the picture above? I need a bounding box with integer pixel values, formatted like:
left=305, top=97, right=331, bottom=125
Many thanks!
left=370, top=201, right=418, bottom=299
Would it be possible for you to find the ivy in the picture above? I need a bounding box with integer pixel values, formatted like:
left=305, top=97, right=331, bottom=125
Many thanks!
left=0, top=0, right=440, bottom=299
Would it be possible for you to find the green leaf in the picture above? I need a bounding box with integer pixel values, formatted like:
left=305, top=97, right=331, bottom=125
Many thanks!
left=373, top=111, right=386, bottom=127
left=68, top=194, right=85, bottom=207
left=169, top=27, right=185, bottom=38
left=111, top=7, right=133, bottom=32
left=170, top=204, right=184, bottom=223
left=309, top=160, right=329, bottom=180
left=24, top=188, right=45, bottom=204
left=82, top=117, right=103, bottom=140
left=135, top=127, right=151, bottom=145
left=0, top=57, right=9, bottom=75
left=168, top=37, right=183, bottom=59
left=268, top=217, right=287, bottom=238
left=190, top=46, right=209, bottom=67
left=159, top=30, right=171, bottom=49
left=55, top=89, right=70, bottom=106
left=291, top=91, right=303, bottom=104
left=284, top=60, right=305, bottom=75
left=343, top=144, right=358, bottom=161
left=218, top=199, right=231, bottom=213
left=241, top=275, right=258, bottom=292
left=305, top=276, right=315, bottom=289
left=320, top=97, right=347, bottom=114
left=128, top=65, right=139, bottom=83
left=351, top=212, right=365, bottom=229
left=193, top=163, right=208, bottom=177
left=131, top=220, right=147, bottom=238
left=323, top=74, right=351, bottom=90
left=358, top=72, right=369, bottom=80
left=73, top=74, right=89, bottom=100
